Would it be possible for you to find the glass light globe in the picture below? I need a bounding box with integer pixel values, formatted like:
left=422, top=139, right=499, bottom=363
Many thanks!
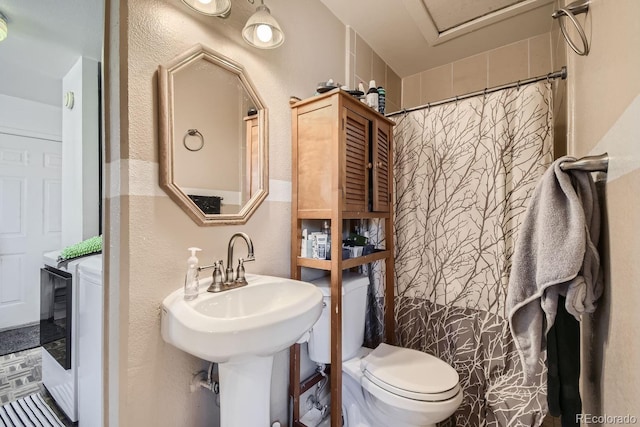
left=256, top=24, right=273, bottom=43
left=181, top=0, right=230, bottom=17
left=242, top=3, right=284, bottom=49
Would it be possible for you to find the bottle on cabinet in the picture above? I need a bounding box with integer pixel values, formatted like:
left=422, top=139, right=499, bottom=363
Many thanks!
left=377, top=86, right=386, bottom=114
left=366, top=80, right=379, bottom=111
left=323, top=220, right=331, bottom=259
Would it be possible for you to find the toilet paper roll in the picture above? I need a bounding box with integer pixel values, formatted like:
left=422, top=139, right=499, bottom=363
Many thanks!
left=300, top=407, right=323, bottom=427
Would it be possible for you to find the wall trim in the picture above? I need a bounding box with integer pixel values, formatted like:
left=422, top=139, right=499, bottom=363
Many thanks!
left=109, top=158, right=293, bottom=203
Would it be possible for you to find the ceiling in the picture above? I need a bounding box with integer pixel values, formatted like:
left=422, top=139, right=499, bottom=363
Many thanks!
left=319, top=0, right=556, bottom=77
left=0, top=0, right=104, bottom=106
left=0, top=0, right=557, bottom=106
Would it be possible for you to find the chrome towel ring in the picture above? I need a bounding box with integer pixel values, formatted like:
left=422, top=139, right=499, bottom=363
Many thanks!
left=183, top=128, right=204, bottom=152
left=552, top=0, right=590, bottom=56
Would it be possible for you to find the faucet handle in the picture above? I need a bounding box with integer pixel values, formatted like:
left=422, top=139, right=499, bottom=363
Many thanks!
left=206, top=261, right=224, bottom=293
left=235, top=258, right=248, bottom=284
left=213, top=260, right=225, bottom=284
left=198, top=263, right=216, bottom=272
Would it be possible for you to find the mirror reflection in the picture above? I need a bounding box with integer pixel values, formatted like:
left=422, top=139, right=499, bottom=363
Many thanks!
left=158, top=44, right=268, bottom=225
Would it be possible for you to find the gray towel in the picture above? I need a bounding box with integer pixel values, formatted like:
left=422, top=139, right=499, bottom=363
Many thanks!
left=507, top=156, right=603, bottom=381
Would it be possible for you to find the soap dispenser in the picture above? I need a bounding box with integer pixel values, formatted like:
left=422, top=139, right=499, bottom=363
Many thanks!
left=184, top=247, right=202, bottom=300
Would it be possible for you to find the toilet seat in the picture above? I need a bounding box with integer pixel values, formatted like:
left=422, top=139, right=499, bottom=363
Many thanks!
left=360, top=344, right=461, bottom=402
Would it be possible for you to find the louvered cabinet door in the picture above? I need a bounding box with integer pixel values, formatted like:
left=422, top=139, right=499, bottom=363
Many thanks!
left=372, top=120, right=391, bottom=212
left=342, top=108, right=369, bottom=212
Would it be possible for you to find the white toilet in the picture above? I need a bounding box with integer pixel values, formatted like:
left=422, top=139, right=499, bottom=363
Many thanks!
left=308, top=273, right=463, bottom=427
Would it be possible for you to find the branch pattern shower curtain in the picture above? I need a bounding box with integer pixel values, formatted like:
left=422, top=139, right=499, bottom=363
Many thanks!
left=392, top=82, right=553, bottom=426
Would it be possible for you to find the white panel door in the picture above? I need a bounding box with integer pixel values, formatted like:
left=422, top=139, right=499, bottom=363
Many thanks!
left=0, top=133, right=61, bottom=329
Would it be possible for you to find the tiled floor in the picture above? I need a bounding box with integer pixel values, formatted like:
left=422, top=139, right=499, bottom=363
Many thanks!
left=0, top=347, right=42, bottom=404
left=0, top=347, right=75, bottom=426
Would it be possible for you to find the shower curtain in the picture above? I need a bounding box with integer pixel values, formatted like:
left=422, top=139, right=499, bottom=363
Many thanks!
left=392, top=82, right=554, bottom=426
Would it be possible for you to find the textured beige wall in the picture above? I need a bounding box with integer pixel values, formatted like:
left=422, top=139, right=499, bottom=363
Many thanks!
left=105, top=0, right=345, bottom=425
left=562, top=0, right=640, bottom=420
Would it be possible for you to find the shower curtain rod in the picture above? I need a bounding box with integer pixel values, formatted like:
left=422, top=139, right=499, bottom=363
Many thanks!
left=386, top=66, right=568, bottom=118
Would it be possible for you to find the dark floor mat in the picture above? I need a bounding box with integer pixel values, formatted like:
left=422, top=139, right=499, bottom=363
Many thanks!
left=0, top=325, right=40, bottom=357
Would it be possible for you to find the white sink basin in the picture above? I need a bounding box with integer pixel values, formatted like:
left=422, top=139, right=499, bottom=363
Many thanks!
left=161, top=273, right=323, bottom=426
left=161, top=273, right=323, bottom=362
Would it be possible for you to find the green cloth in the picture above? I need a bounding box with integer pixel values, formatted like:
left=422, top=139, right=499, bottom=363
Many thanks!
left=59, top=235, right=102, bottom=261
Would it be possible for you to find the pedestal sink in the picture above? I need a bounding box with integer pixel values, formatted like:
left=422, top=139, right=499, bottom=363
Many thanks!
left=161, top=274, right=323, bottom=427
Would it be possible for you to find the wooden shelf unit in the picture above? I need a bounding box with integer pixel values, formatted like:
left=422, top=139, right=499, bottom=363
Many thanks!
left=289, top=89, right=395, bottom=427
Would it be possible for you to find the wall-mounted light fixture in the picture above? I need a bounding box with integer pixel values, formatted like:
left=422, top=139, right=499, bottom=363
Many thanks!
left=242, top=0, right=284, bottom=49
left=181, top=0, right=284, bottom=49
left=0, top=12, right=8, bottom=42
left=181, top=0, right=231, bottom=18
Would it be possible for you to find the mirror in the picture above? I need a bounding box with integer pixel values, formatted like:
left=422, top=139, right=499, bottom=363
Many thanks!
left=158, top=44, right=268, bottom=225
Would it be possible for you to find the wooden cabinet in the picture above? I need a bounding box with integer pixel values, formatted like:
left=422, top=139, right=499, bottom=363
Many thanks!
left=293, top=91, right=392, bottom=217
left=289, top=89, right=395, bottom=427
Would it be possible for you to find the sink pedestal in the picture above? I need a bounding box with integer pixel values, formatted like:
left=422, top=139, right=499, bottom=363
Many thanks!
left=161, top=274, right=323, bottom=426
left=218, top=355, right=274, bottom=427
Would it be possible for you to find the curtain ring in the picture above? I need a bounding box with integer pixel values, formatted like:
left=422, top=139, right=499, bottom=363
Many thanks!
left=183, top=129, right=204, bottom=152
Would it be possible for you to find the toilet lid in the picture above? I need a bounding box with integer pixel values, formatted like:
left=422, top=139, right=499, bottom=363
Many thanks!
left=360, top=344, right=460, bottom=401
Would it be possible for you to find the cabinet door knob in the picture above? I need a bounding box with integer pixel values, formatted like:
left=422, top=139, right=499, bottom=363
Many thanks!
left=376, top=161, right=383, bottom=168
left=367, top=162, right=373, bottom=169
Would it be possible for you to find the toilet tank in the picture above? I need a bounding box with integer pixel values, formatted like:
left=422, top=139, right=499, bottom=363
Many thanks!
left=307, top=273, right=369, bottom=364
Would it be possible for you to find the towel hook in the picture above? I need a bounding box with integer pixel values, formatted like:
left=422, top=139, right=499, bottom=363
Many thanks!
left=552, top=0, right=590, bottom=56
left=183, top=129, right=204, bottom=152
left=559, top=153, right=608, bottom=172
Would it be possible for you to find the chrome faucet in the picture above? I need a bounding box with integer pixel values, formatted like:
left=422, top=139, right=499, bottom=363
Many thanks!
left=224, top=232, right=255, bottom=286
left=197, top=233, right=255, bottom=293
